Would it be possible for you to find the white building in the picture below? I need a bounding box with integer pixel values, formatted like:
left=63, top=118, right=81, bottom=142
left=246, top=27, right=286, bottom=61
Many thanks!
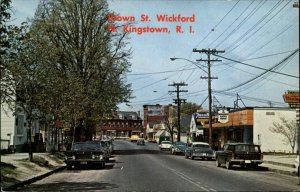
left=253, top=107, right=298, bottom=153
left=1, top=103, right=15, bottom=151
left=1, top=103, right=41, bottom=152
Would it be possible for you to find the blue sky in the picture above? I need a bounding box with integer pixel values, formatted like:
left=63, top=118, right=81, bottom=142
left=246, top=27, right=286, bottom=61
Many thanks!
left=10, top=0, right=299, bottom=113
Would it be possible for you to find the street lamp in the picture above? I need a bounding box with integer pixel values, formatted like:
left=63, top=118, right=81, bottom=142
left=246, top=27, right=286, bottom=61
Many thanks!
left=170, top=57, right=208, bottom=74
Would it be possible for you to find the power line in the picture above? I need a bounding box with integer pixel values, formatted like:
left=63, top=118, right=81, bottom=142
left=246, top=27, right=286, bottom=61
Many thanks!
left=215, top=49, right=299, bottom=93
left=208, top=0, right=257, bottom=48
left=213, top=50, right=299, bottom=79
left=194, top=0, right=240, bottom=48
left=225, top=0, right=290, bottom=54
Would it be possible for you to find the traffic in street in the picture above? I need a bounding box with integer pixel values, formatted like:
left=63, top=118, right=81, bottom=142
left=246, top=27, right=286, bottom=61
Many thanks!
left=16, top=140, right=299, bottom=191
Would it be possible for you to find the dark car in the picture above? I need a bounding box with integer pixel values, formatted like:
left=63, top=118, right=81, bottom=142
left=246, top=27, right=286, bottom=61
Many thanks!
left=215, top=143, right=263, bottom=169
left=86, top=141, right=110, bottom=162
left=64, top=142, right=106, bottom=169
left=100, top=140, right=114, bottom=158
left=137, top=138, right=145, bottom=145
left=185, top=142, right=215, bottom=160
left=170, top=141, right=187, bottom=155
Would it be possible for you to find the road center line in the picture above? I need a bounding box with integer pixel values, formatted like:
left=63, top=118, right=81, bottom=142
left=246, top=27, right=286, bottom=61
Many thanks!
left=168, top=168, right=210, bottom=191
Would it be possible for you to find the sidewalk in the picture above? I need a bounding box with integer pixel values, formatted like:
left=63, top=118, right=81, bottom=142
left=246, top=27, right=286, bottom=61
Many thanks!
left=261, top=154, right=298, bottom=176
left=1, top=152, right=66, bottom=191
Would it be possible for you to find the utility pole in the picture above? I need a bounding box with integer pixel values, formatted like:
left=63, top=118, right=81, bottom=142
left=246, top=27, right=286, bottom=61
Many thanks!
left=168, top=82, right=188, bottom=142
left=193, top=48, right=224, bottom=147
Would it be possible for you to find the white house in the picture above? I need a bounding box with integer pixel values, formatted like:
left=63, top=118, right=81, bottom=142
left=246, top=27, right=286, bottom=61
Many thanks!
left=1, top=103, right=41, bottom=152
left=1, top=103, right=15, bottom=151
left=253, top=107, right=298, bottom=153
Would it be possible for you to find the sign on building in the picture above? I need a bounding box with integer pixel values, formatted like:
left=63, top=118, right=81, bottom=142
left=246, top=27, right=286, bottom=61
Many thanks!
left=147, top=105, right=164, bottom=116
left=283, top=90, right=299, bottom=109
left=218, top=109, right=229, bottom=123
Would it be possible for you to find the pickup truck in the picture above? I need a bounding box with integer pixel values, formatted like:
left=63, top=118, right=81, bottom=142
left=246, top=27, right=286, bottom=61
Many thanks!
left=215, top=143, right=263, bottom=169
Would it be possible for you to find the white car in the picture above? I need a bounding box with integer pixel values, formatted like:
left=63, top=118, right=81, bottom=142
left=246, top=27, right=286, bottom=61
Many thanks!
left=159, top=141, right=172, bottom=151
left=295, top=155, right=299, bottom=177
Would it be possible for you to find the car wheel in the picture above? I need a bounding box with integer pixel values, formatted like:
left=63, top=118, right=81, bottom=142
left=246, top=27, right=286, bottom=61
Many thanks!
left=216, top=158, right=221, bottom=167
left=100, top=162, right=105, bottom=169
left=226, top=160, right=231, bottom=169
left=66, top=164, right=72, bottom=170
left=185, top=154, right=189, bottom=159
left=191, top=156, right=195, bottom=160
left=251, top=164, right=258, bottom=169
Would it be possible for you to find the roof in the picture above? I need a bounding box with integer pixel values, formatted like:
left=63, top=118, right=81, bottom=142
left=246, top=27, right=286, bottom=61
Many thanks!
left=115, top=111, right=142, bottom=120
left=224, top=143, right=259, bottom=146
left=192, top=142, right=209, bottom=145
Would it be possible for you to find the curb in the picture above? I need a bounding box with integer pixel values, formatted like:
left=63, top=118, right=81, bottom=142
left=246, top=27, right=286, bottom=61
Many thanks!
left=261, top=165, right=297, bottom=177
left=2, top=166, right=66, bottom=191
left=267, top=167, right=297, bottom=177
left=264, top=160, right=295, bottom=168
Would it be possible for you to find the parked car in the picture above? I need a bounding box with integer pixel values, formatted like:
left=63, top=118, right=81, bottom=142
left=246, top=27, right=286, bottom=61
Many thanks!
left=171, top=141, right=187, bottom=155
left=215, top=143, right=263, bottom=169
left=137, top=138, right=145, bottom=145
left=159, top=141, right=172, bottom=151
left=85, top=141, right=110, bottom=162
left=148, top=138, right=157, bottom=143
left=295, top=155, right=299, bottom=176
left=101, top=139, right=114, bottom=157
left=64, top=142, right=106, bottom=169
left=130, top=135, right=140, bottom=142
left=185, top=142, right=215, bottom=160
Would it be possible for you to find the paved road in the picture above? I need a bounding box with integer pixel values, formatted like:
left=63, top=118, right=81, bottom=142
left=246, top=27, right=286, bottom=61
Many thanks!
left=16, top=140, right=299, bottom=191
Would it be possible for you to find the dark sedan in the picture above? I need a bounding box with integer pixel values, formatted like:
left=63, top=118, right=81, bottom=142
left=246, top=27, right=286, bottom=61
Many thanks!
left=185, top=142, right=215, bottom=160
left=171, top=141, right=187, bottom=155
left=64, top=142, right=106, bottom=169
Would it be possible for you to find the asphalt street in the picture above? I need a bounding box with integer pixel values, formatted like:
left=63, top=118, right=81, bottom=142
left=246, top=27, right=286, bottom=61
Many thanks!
left=14, top=140, right=299, bottom=191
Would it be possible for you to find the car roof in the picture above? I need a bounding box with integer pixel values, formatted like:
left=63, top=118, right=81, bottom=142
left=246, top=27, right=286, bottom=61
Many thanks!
left=192, top=142, right=209, bottom=145
left=225, top=143, right=259, bottom=146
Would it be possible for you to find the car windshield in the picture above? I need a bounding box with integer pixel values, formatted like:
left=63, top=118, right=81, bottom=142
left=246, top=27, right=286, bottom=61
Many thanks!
left=72, top=143, right=101, bottom=151
left=193, top=144, right=209, bottom=148
left=175, top=142, right=186, bottom=146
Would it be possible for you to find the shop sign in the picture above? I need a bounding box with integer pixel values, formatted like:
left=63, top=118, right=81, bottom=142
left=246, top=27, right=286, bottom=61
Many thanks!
left=196, top=130, right=203, bottom=136
left=218, top=109, right=229, bottom=123
left=195, top=111, right=209, bottom=119
left=283, top=91, right=299, bottom=109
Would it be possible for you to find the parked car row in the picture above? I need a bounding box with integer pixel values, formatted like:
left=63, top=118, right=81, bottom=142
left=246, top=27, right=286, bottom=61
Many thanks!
left=158, top=141, right=265, bottom=170
left=64, top=139, right=114, bottom=170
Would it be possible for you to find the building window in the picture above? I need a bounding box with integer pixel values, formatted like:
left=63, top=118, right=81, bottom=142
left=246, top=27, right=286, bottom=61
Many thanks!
left=16, top=115, right=25, bottom=135
left=266, top=112, right=275, bottom=115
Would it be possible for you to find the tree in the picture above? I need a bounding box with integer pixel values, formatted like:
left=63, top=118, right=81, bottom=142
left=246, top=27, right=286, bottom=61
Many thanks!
left=29, top=0, right=132, bottom=143
left=269, top=117, right=298, bottom=153
left=180, top=102, right=202, bottom=115
left=0, top=0, right=26, bottom=112
left=162, top=107, right=176, bottom=144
